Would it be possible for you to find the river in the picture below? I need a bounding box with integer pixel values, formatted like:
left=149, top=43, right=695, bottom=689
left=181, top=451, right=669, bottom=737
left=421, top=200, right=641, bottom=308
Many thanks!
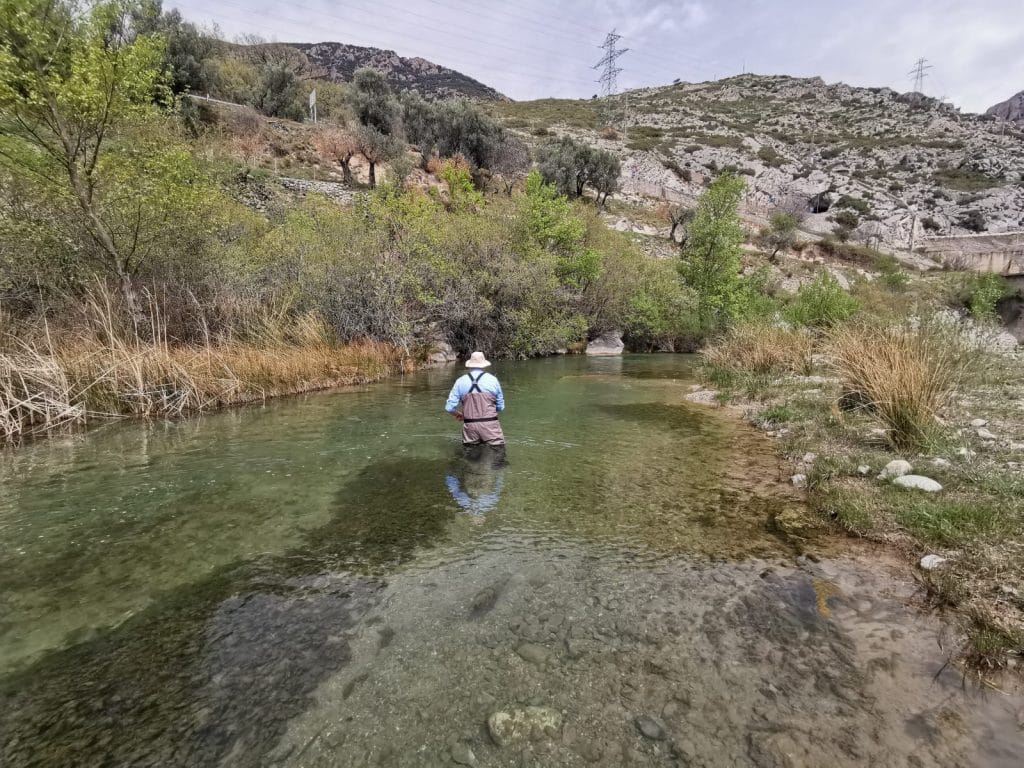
left=0, top=355, right=1020, bottom=766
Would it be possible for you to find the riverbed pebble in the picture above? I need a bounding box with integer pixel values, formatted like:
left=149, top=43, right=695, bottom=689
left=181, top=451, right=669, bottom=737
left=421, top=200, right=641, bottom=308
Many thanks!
left=450, top=743, right=478, bottom=766
left=893, top=475, right=942, bottom=493
left=931, top=458, right=950, bottom=468
left=487, top=708, right=562, bottom=747
left=976, top=428, right=997, bottom=441
left=790, top=474, right=807, bottom=488
left=970, top=418, right=988, bottom=428
left=634, top=714, right=667, bottom=740
left=919, top=555, right=947, bottom=571
left=878, top=460, right=913, bottom=480
left=857, top=465, right=871, bottom=477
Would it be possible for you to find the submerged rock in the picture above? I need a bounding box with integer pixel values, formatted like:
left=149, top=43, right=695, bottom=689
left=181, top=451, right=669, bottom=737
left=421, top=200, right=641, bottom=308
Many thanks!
left=515, top=642, right=552, bottom=667
left=893, top=475, right=942, bottom=493
left=487, top=707, right=562, bottom=747
left=878, top=460, right=912, bottom=480
left=450, top=743, right=477, bottom=766
left=920, top=554, right=947, bottom=571
left=634, top=714, right=667, bottom=740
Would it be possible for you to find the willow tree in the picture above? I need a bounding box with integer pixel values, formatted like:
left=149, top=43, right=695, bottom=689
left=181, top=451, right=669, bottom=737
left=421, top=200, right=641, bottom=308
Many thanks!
left=0, top=0, right=212, bottom=321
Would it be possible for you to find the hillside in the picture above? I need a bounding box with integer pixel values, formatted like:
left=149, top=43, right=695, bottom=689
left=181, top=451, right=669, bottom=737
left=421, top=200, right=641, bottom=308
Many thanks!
left=987, top=90, right=1024, bottom=124
left=493, top=75, right=1024, bottom=249
left=291, top=41, right=506, bottom=101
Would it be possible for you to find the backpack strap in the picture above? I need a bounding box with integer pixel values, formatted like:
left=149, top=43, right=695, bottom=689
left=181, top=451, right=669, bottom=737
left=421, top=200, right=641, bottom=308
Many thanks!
left=467, top=371, right=484, bottom=394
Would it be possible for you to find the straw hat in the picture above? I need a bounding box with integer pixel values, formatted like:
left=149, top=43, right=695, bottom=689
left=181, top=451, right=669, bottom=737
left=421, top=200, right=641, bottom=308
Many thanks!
left=465, top=351, right=491, bottom=368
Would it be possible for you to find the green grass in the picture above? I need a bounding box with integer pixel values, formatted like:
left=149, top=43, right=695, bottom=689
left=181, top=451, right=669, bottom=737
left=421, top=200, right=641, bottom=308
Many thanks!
left=931, top=167, right=1002, bottom=192
left=490, top=98, right=601, bottom=130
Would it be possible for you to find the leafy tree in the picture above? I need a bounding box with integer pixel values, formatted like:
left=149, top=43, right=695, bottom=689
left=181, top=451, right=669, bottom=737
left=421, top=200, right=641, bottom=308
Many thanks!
left=487, top=134, right=530, bottom=194
left=520, top=170, right=585, bottom=255
left=253, top=59, right=301, bottom=119
left=400, top=90, right=439, bottom=167
left=679, top=173, right=747, bottom=334
left=131, top=0, right=215, bottom=95
left=537, top=136, right=619, bottom=205
left=434, top=99, right=503, bottom=169
left=0, top=0, right=178, bottom=319
left=349, top=67, right=397, bottom=133
left=760, top=212, right=798, bottom=262
left=356, top=124, right=401, bottom=188
left=589, top=149, right=620, bottom=208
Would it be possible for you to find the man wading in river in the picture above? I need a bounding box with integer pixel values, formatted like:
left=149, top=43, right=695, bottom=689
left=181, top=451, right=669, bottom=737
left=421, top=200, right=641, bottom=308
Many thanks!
left=445, top=352, right=506, bottom=462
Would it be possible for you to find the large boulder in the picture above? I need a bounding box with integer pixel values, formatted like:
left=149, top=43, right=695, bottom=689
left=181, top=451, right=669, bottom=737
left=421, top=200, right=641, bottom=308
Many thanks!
left=586, top=330, right=624, bottom=356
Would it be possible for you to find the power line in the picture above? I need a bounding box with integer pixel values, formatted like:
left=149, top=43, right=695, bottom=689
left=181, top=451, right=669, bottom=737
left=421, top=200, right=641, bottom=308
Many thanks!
left=908, top=57, right=932, bottom=94
left=594, top=30, right=628, bottom=98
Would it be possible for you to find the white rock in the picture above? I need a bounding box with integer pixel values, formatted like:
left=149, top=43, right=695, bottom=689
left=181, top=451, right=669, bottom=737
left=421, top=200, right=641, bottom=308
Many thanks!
left=878, top=459, right=913, bottom=480
left=585, top=330, right=624, bottom=356
left=893, top=475, right=943, bottom=493
left=956, top=447, right=976, bottom=458
left=684, top=389, right=718, bottom=405
left=976, top=428, right=997, bottom=441
left=802, top=452, right=817, bottom=464
left=791, top=474, right=808, bottom=488
left=1009, top=443, right=1024, bottom=452
left=931, top=457, right=950, bottom=468
left=970, top=418, right=988, bottom=428
left=857, top=465, right=871, bottom=476
left=919, top=554, right=947, bottom=571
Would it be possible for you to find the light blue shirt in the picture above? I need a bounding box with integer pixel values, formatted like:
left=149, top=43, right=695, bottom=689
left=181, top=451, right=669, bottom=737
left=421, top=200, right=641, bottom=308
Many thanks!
left=445, top=369, right=505, bottom=413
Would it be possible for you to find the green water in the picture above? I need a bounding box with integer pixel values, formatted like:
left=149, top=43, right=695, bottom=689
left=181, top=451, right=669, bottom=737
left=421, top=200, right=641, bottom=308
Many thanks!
left=0, top=355, right=1020, bottom=766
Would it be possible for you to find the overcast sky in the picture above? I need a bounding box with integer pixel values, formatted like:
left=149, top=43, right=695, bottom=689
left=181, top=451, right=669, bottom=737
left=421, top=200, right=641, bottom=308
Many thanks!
left=168, top=0, right=1023, bottom=113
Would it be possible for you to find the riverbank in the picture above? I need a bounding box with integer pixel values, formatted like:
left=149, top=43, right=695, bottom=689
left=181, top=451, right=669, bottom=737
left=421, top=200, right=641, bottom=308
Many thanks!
left=1, top=329, right=409, bottom=445
left=692, top=321, right=1024, bottom=672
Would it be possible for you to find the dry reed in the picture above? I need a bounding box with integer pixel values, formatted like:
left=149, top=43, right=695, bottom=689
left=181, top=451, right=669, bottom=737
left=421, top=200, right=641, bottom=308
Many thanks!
left=828, top=320, right=977, bottom=449
left=0, top=287, right=408, bottom=445
left=702, top=323, right=814, bottom=377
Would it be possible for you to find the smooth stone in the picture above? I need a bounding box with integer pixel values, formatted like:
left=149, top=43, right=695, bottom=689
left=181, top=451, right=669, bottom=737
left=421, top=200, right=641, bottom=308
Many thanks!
left=957, top=447, right=976, bottom=458
left=515, top=642, right=551, bottom=666
left=857, top=465, right=871, bottom=476
left=487, top=707, right=562, bottom=747
left=931, top=457, right=950, bottom=467
left=893, top=475, right=942, bottom=493
left=450, top=743, right=478, bottom=766
left=635, top=714, right=667, bottom=740
left=790, top=474, right=807, bottom=488
left=976, top=428, right=997, bottom=441
left=920, top=554, right=947, bottom=571
left=970, top=418, right=988, bottom=428
left=878, top=459, right=913, bottom=480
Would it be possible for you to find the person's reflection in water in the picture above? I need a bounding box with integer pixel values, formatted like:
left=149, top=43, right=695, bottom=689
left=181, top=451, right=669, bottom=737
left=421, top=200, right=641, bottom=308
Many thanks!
left=446, top=445, right=506, bottom=522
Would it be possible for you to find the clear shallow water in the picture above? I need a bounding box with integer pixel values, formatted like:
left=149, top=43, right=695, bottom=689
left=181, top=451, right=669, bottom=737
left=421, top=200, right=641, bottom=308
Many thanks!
left=0, top=355, right=1020, bottom=766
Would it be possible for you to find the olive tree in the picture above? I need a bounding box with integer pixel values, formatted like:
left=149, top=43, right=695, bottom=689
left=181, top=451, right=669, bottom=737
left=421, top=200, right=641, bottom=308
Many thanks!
left=348, top=68, right=401, bottom=187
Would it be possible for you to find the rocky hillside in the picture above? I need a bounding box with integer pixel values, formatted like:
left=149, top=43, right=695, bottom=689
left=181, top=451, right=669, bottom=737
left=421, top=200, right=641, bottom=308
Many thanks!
left=494, top=75, right=1024, bottom=249
left=292, top=42, right=506, bottom=101
left=987, top=90, right=1024, bottom=124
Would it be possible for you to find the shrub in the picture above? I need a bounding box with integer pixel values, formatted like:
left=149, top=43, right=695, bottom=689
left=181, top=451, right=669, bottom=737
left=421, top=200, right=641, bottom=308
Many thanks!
left=964, top=273, right=1010, bottom=322
left=829, top=320, right=977, bottom=449
left=957, top=209, right=987, bottom=233
left=921, top=216, right=941, bottom=232
left=785, top=272, right=860, bottom=328
left=757, top=145, right=784, bottom=168
left=835, top=196, right=871, bottom=216
left=832, top=210, right=860, bottom=229
left=873, top=254, right=910, bottom=292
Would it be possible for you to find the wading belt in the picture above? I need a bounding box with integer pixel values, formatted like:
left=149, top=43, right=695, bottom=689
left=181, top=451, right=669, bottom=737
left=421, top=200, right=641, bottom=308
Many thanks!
left=463, top=372, right=498, bottom=423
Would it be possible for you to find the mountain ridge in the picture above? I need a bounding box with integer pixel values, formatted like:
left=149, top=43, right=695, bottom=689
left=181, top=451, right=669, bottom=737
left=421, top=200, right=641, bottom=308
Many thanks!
left=986, top=90, right=1024, bottom=123
left=289, top=41, right=507, bottom=101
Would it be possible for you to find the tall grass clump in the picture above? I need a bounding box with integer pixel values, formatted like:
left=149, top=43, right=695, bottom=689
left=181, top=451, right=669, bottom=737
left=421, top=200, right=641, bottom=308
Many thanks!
left=829, top=320, right=978, bottom=449
left=702, top=323, right=813, bottom=393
